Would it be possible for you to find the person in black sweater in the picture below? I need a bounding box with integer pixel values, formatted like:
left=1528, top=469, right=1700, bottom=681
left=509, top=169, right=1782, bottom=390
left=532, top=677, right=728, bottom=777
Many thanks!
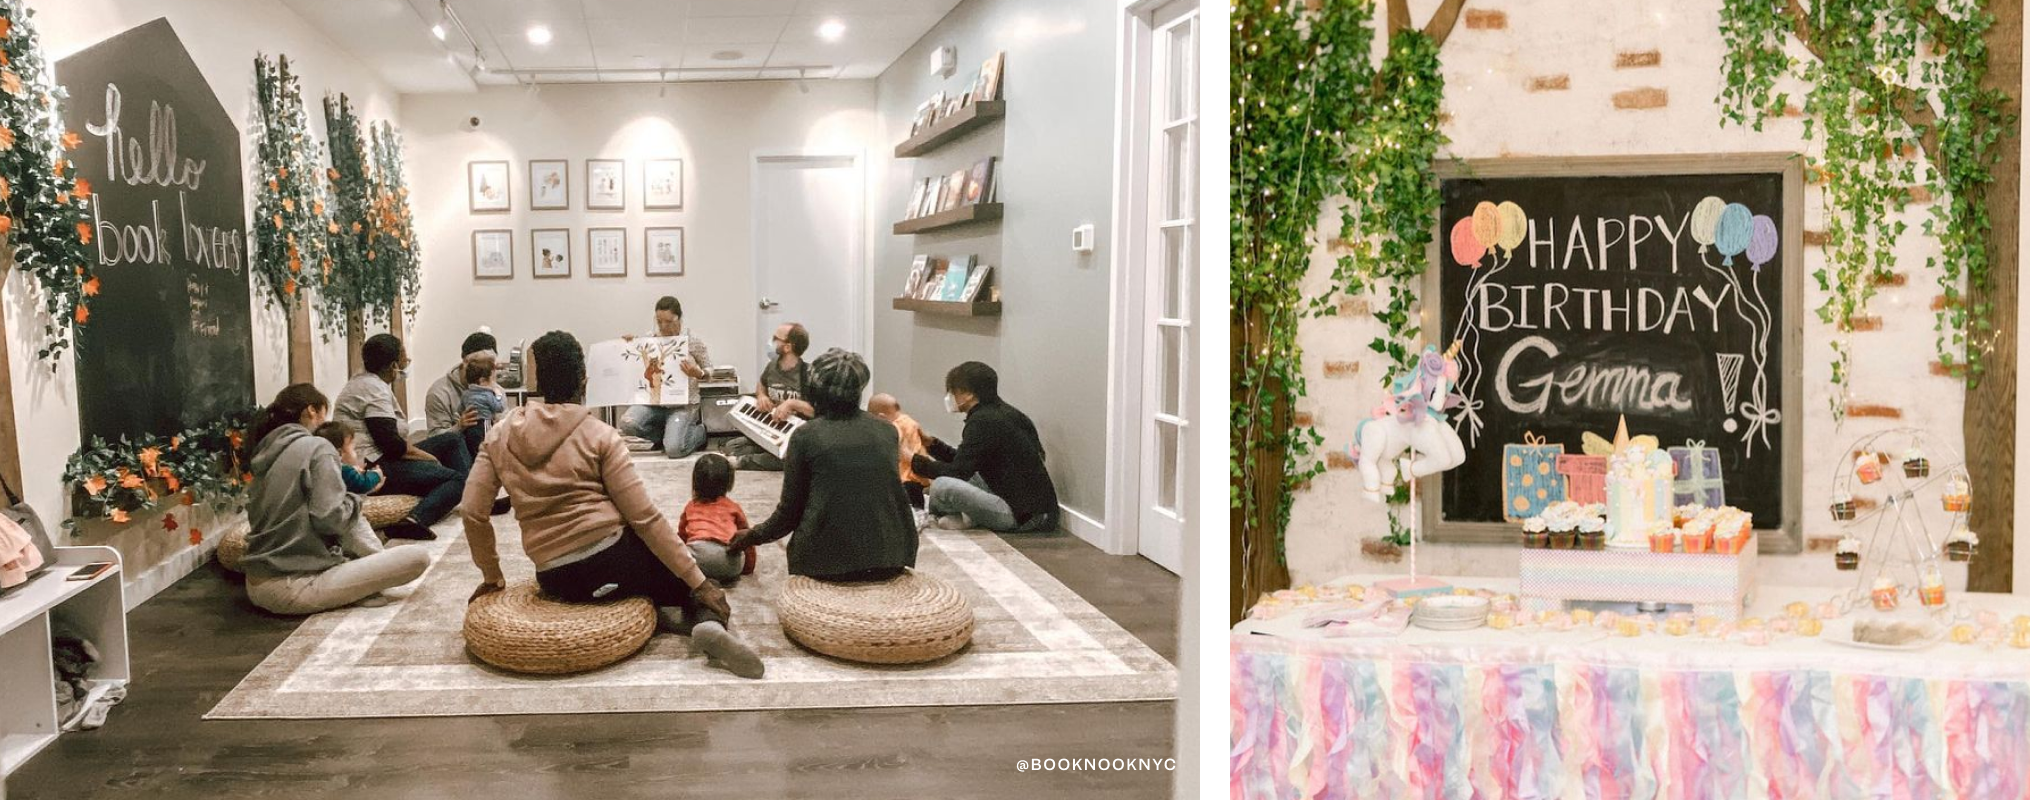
left=727, top=349, right=918, bottom=581
left=911, top=362, right=1059, bottom=533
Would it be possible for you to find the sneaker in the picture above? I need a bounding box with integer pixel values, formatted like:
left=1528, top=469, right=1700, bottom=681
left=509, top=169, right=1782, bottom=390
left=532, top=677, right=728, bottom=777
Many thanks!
left=383, top=520, right=438, bottom=541
left=934, top=513, right=973, bottom=531
left=692, top=621, right=765, bottom=679
left=912, top=509, right=932, bottom=531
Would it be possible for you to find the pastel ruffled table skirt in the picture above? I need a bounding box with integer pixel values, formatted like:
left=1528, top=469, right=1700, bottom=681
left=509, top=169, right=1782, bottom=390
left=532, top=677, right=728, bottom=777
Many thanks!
left=1232, top=635, right=2030, bottom=800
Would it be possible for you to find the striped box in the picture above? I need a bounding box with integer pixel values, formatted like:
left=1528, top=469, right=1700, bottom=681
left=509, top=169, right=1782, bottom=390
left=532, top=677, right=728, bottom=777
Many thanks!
left=1517, top=545, right=1758, bottom=620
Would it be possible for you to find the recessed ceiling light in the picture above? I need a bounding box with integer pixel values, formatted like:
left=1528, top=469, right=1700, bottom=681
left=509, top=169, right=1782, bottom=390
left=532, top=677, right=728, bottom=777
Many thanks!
left=526, top=24, right=552, bottom=45
left=817, top=20, right=846, bottom=42
left=431, top=23, right=447, bottom=40
left=711, top=50, right=744, bottom=61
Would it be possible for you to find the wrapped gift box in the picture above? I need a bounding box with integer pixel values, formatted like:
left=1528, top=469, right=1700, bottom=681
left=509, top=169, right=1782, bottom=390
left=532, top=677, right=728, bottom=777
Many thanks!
left=1668, top=440, right=1725, bottom=508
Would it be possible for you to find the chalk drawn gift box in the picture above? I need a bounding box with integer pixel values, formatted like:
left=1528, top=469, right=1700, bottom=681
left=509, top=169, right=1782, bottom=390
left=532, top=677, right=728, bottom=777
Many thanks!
left=1502, top=432, right=1566, bottom=521
left=1668, top=439, right=1726, bottom=508
left=1518, top=543, right=1759, bottom=620
left=1556, top=454, right=1607, bottom=505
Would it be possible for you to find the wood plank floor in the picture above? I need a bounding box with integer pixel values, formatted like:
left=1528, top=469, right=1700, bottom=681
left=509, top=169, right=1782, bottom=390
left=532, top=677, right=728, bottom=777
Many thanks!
left=6, top=531, right=1179, bottom=799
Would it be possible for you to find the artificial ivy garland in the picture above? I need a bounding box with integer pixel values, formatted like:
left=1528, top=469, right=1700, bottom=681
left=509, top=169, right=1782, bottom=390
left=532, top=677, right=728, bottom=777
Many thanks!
left=61, top=406, right=261, bottom=538
left=1233, top=0, right=1451, bottom=585
left=320, top=92, right=370, bottom=337
left=1717, top=0, right=2011, bottom=420
left=366, top=121, right=422, bottom=326
left=251, top=54, right=331, bottom=310
left=0, top=0, right=97, bottom=364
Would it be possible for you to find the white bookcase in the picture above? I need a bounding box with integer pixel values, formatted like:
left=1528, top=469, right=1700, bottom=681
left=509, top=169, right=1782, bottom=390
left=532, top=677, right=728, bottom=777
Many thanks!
left=0, top=546, right=128, bottom=778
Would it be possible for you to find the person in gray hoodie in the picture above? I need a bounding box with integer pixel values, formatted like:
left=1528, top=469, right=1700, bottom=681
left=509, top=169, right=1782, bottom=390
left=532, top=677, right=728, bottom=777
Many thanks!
left=242, top=384, right=430, bottom=615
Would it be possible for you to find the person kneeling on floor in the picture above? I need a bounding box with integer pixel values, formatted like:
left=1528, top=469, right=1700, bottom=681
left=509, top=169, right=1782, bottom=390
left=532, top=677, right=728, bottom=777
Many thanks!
left=911, top=362, right=1060, bottom=533
left=461, top=331, right=764, bottom=680
left=243, top=384, right=429, bottom=616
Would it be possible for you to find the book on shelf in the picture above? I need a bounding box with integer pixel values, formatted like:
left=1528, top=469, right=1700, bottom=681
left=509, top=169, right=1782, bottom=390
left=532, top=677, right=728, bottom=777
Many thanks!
left=916, top=178, right=940, bottom=218
left=965, top=157, right=996, bottom=206
left=916, top=258, right=949, bottom=300
left=904, top=180, right=927, bottom=220
left=940, top=256, right=974, bottom=301
left=902, top=255, right=929, bottom=297
left=961, top=264, right=993, bottom=302
left=942, top=168, right=969, bottom=212
left=911, top=98, right=936, bottom=137
left=974, top=52, right=1005, bottom=103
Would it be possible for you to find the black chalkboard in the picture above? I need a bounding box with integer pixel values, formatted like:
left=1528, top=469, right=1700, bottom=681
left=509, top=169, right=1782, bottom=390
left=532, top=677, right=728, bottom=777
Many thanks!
left=58, top=19, right=253, bottom=442
left=1421, top=155, right=1803, bottom=550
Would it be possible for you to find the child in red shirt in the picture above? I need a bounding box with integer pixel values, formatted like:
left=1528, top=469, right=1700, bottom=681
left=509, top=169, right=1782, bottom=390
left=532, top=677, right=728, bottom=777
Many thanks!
left=679, top=453, right=756, bottom=579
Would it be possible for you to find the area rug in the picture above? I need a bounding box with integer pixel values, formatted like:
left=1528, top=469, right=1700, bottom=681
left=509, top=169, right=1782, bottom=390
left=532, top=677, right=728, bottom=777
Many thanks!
left=206, top=457, right=1176, bottom=719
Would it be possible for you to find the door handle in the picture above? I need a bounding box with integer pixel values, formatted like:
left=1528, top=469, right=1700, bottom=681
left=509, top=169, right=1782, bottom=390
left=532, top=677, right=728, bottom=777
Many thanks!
left=759, top=297, right=779, bottom=310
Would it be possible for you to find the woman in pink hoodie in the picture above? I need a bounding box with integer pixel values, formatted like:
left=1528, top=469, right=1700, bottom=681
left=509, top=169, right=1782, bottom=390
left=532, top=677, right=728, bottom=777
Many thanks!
left=460, top=332, right=762, bottom=679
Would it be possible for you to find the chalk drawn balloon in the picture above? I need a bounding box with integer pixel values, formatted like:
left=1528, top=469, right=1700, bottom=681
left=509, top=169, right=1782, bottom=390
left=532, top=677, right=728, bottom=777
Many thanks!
left=1746, top=214, right=1779, bottom=271
left=1690, top=196, right=1726, bottom=251
left=1715, top=203, right=1753, bottom=266
left=1450, top=217, right=1487, bottom=267
left=1496, top=201, right=1527, bottom=254
left=1472, top=202, right=1501, bottom=251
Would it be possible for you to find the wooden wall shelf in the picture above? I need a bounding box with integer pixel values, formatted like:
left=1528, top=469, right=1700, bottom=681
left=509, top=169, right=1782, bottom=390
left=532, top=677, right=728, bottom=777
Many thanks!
left=892, top=297, right=1001, bottom=317
left=895, top=101, right=1006, bottom=158
left=894, top=203, right=1002, bottom=235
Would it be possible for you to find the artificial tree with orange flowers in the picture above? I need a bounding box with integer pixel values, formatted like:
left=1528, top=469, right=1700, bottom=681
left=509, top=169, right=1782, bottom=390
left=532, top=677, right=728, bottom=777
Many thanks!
left=0, top=0, right=98, bottom=363
left=251, top=55, right=331, bottom=328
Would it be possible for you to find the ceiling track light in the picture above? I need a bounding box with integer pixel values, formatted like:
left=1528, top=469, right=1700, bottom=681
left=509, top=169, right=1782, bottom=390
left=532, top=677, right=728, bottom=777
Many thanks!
left=659, top=70, right=667, bottom=98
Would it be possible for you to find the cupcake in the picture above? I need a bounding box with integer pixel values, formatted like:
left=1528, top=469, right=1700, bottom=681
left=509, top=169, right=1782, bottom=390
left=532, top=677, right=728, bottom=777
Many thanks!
left=1902, top=446, right=1931, bottom=478
left=1946, top=523, right=1978, bottom=562
left=1835, top=536, right=1861, bottom=570
left=1798, top=618, right=1824, bottom=637
left=1521, top=517, right=1549, bottom=549
left=1547, top=517, right=1577, bottom=550
left=1578, top=517, right=1606, bottom=550
left=1855, top=452, right=1883, bottom=484
left=1919, top=565, right=1947, bottom=608
left=1871, top=577, right=1900, bottom=611
left=1648, top=520, right=1676, bottom=553
left=1829, top=491, right=1856, bottom=521
left=1673, top=503, right=1704, bottom=527
left=1943, top=473, right=1971, bottom=513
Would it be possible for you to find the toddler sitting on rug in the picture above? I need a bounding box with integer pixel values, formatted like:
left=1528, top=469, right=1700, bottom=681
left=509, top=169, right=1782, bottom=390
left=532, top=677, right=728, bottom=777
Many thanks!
left=869, top=393, right=932, bottom=517
left=315, top=421, right=384, bottom=496
left=679, top=454, right=757, bottom=580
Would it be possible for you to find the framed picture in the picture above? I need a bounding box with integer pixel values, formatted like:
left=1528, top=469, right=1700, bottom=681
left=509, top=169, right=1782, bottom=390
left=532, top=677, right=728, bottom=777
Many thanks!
left=588, top=227, right=627, bottom=277
left=468, top=161, right=510, bottom=213
left=586, top=159, right=625, bottom=210
left=644, top=159, right=684, bottom=210
left=528, top=159, right=569, bottom=210
left=531, top=228, right=571, bottom=279
left=471, top=229, right=514, bottom=279
left=645, top=227, right=685, bottom=276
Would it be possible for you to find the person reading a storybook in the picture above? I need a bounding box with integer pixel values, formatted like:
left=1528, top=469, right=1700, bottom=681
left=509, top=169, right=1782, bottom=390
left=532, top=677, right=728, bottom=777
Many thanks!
left=618, top=295, right=713, bottom=458
left=912, top=362, right=1060, bottom=533
left=723, top=322, right=815, bottom=471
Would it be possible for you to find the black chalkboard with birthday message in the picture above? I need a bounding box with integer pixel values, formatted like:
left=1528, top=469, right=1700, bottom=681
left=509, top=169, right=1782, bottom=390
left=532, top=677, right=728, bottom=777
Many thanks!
left=58, top=18, right=253, bottom=442
left=1419, top=154, right=1803, bottom=551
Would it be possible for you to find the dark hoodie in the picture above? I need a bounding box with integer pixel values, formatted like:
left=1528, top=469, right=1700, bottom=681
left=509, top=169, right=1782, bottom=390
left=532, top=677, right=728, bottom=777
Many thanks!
left=243, top=424, right=361, bottom=578
left=459, top=403, right=705, bottom=589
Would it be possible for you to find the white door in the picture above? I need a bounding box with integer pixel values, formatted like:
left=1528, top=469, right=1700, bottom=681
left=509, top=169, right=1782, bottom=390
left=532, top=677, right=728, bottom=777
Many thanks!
left=752, top=154, right=865, bottom=379
left=1135, top=3, right=1197, bottom=573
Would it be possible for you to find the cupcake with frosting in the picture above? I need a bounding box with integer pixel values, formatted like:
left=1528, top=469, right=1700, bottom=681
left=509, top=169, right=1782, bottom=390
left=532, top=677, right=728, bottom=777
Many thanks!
left=1855, top=452, right=1883, bottom=484
left=1520, top=516, right=1549, bottom=549
left=1578, top=516, right=1607, bottom=550
left=1946, top=523, right=1978, bottom=562
left=1829, top=491, right=1856, bottom=521
left=1871, top=577, right=1900, bottom=611
left=1835, top=535, right=1861, bottom=570
left=1902, top=446, right=1931, bottom=478
left=1647, top=519, right=1676, bottom=553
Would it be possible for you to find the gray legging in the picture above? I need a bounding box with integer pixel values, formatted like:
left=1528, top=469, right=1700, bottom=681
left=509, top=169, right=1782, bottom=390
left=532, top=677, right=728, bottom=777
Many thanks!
left=246, top=517, right=430, bottom=615
left=687, top=540, right=744, bottom=581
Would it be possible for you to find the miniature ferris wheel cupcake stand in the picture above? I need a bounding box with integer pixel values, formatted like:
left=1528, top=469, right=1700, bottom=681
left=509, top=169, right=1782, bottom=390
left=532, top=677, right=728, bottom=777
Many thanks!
left=1822, top=427, right=1973, bottom=646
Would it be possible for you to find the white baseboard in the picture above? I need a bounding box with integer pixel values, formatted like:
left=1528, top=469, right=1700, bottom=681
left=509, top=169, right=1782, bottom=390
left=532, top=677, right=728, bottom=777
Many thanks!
left=1059, top=503, right=1114, bottom=551
left=121, top=517, right=247, bottom=612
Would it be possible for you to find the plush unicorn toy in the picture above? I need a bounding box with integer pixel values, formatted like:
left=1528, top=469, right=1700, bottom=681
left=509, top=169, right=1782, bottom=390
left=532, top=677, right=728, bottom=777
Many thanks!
left=1349, top=342, right=1468, bottom=502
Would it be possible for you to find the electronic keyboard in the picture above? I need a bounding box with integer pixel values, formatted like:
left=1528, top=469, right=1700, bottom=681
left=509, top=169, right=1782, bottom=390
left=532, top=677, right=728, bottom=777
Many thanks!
left=729, top=396, right=803, bottom=458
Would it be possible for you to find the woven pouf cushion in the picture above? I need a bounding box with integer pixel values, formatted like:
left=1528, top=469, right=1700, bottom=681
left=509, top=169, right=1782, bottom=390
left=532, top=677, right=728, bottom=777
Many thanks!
left=463, top=584, right=657, bottom=675
left=216, top=528, right=248, bottom=572
left=362, top=494, right=422, bottom=529
left=777, top=569, right=974, bottom=664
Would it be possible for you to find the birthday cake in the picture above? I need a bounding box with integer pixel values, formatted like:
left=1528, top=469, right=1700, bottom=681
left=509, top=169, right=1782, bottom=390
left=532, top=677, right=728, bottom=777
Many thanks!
left=1603, top=417, right=1675, bottom=548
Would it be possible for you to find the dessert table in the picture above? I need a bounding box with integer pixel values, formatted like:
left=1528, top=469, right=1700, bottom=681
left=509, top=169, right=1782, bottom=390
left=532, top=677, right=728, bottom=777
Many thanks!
left=1231, top=576, right=2030, bottom=800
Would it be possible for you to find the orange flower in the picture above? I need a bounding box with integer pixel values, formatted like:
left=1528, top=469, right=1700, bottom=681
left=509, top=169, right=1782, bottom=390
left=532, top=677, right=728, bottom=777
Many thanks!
left=0, top=50, right=10, bottom=66
left=55, top=192, right=68, bottom=204
left=181, top=492, right=196, bottom=507
left=327, top=222, right=339, bottom=235
left=77, top=221, right=92, bottom=244
left=228, top=431, right=242, bottom=450
left=0, top=19, right=15, bottom=39
left=283, top=278, right=297, bottom=296
left=241, top=472, right=254, bottom=485
left=267, top=179, right=278, bottom=192
left=162, top=513, right=178, bottom=532
left=351, top=222, right=362, bottom=234
left=0, top=215, right=12, bottom=236
left=162, top=471, right=180, bottom=493
left=188, top=528, right=202, bottom=546
left=1, top=70, right=23, bottom=96
left=289, top=256, right=302, bottom=274
left=0, top=125, right=14, bottom=150
left=60, top=130, right=79, bottom=150
left=282, top=198, right=295, bottom=213
left=366, top=250, right=375, bottom=261
left=272, top=214, right=282, bottom=229
left=313, top=201, right=324, bottom=216
left=84, top=475, right=107, bottom=496
left=119, top=471, right=145, bottom=489
left=139, top=446, right=161, bottom=476
left=169, top=435, right=181, bottom=451
left=110, top=508, right=129, bottom=524
left=73, top=178, right=89, bottom=197
left=327, top=168, right=339, bottom=181
left=0, top=175, right=12, bottom=201
left=74, top=305, right=88, bottom=324
left=82, top=277, right=100, bottom=296
left=278, top=167, right=289, bottom=179
left=52, top=158, right=64, bottom=177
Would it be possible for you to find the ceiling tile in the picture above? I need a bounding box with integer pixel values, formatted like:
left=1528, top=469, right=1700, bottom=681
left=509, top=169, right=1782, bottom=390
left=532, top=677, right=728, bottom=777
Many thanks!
left=778, top=14, right=943, bottom=44
left=795, top=0, right=961, bottom=18
left=585, top=18, right=687, bottom=49
left=684, top=16, right=789, bottom=43
left=680, top=47, right=768, bottom=69
left=688, top=0, right=798, bottom=17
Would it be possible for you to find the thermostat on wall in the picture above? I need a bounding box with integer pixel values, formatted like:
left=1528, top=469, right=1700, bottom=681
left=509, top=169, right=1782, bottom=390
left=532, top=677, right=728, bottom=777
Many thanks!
left=931, top=46, right=957, bottom=77
left=1072, top=224, right=1096, bottom=253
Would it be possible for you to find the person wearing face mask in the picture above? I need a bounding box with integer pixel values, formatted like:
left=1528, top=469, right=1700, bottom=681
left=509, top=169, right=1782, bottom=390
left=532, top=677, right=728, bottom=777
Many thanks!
left=333, top=334, right=478, bottom=539
left=618, top=296, right=713, bottom=458
left=911, top=361, right=1060, bottom=533
left=721, top=322, right=814, bottom=471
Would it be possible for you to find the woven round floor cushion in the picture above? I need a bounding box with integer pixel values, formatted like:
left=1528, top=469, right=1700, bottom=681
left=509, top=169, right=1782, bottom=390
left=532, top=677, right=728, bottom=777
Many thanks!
left=777, top=570, right=974, bottom=664
left=463, top=584, right=656, bottom=675
left=214, top=495, right=422, bottom=573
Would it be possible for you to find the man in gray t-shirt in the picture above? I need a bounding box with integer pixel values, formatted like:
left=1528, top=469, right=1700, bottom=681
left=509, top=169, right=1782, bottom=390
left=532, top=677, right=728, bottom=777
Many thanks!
left=332, top=334, right=475, bottom=537
left=618, top=296, right=713, bottom=458
left=723, top=322, right=812, bottom=471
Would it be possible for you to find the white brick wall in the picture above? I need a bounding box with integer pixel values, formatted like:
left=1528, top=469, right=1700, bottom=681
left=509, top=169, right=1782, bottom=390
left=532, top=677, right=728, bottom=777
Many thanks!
left=1286, top=0, right=1966, bottom=589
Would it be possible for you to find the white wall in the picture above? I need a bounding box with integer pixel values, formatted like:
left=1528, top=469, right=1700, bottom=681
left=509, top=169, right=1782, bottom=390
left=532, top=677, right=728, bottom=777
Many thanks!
left=872, top=0, right=1122, bottom=531
left=1286, top=0, right=1967, bottom=589
left=6, top=0, right=399, bottom=596
left=397, top=82, right=880, bottom=405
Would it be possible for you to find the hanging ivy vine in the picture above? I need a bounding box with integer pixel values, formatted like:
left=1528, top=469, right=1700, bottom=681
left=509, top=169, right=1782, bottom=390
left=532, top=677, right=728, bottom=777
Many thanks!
left=320, top=92, right=369, bottom=338
left=0, top=0, right=96, bottom=363
left=367, top=121, right=422, bottom=325
left=1233, top=0, right=1452, bottom=581
left=252, top=54, right=330, bottom=311
left=1717, top=0, right=2011, bottom=421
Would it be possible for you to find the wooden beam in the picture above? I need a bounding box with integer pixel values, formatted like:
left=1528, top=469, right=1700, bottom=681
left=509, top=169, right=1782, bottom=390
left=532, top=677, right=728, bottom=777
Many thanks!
left=1232, top=306, right=1293, bottom=624
left=287, top=298, right=313, bottom=385
left=1967, top=0, right=2020, bottom=593
left=391, top=297, right=408, bottom=416
left=0, top=263, right=21, bottom=499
